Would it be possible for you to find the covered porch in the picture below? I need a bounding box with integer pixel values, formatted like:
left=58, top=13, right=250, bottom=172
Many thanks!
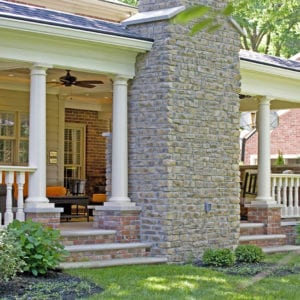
left=239, top=50, right=300, bottom=247
left=0, top=2, right=152, bottom=227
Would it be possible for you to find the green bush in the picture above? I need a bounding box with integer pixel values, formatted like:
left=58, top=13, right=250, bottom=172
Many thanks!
left=0, top=227, right=26, bottom=282
left=7, top=219, right=68, bottom=276
left=235, top=244, right=265, bottom=263
left=202, top=248, right=235, bottom=267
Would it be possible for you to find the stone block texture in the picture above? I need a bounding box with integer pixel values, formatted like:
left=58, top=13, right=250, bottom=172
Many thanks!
left=126, top=0, right=241, bottom=262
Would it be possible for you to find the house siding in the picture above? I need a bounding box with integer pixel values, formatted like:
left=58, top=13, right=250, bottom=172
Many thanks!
left=127, top=0, right=241, bottom=261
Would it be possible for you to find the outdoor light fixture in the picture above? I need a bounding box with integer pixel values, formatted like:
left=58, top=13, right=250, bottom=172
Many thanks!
left=204, top=202, right=212, bottom=213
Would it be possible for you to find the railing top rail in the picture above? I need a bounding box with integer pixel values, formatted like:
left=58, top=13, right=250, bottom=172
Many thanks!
left=0, top=166, right=37, bottom=173
left=271, top=173, right=300, bottom=178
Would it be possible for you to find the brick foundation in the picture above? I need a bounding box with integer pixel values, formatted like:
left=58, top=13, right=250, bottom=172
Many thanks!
left=247, top=206, right=282, bottom=234
left=25, top=212, right=61, bottom=229
left=93, top=207, right=141, bottom=243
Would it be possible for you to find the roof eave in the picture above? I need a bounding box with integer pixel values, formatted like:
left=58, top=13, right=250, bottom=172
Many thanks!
left=0, top=16, right=153, bottom=52
left=240, top=59, right=300, bottom=80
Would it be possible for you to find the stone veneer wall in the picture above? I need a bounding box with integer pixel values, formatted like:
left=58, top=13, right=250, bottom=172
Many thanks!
left=127, top=0, right=241, bottom=262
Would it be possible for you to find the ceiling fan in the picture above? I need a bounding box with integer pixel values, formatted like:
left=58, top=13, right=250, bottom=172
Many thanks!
left=50, top=70, right=104, bottom=88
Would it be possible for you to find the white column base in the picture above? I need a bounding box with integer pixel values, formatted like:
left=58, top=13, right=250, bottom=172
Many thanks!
left=249, top=200, right=281, bottom=208
left=25, top=197, right=54, bottom=209
left=105, top=196, right=136, bottom=207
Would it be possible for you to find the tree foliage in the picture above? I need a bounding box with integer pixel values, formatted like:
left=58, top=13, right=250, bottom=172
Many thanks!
left=232, top=0, right=300, bottom=57
left=174, top=1, right=299, bottom=58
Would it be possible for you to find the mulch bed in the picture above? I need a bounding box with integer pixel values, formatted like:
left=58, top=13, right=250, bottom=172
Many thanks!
left=0, top=270, right=103, bottom=300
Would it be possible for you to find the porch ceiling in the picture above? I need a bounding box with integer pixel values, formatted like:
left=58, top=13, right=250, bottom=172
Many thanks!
left=0, top=63, right=113, bottom=110
left=240, top=63, right=300, bottom=112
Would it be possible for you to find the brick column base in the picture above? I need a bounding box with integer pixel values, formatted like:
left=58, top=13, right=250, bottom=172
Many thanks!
left=93, top=206, right=141, bottom=242
left=247, top=206, right=282, bottom=234
left=25, top=212, right=61, bottom=229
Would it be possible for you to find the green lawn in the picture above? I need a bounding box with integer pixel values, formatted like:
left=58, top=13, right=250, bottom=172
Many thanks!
left=67, top=253, right=300, bottom=300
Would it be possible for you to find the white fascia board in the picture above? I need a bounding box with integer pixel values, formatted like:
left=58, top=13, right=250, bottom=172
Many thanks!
left=0, top=17, right=153, bottom=52
left=240, top=60, right=300, bottom=81
left=122, top=6, right=185, bottom=26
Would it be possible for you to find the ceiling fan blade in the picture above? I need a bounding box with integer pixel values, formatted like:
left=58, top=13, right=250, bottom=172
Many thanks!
left=78, top=80, right=104, bottom=84
left=74, top=81, right=96, bottom=88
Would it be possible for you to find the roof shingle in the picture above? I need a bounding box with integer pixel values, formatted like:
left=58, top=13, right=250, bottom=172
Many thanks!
left=0, top=0, right=152, bottom=41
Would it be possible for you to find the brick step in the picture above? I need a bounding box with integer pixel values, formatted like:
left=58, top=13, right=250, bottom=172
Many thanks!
left=239, top=234, right=287, bottom=247
left=59, top=256, right=168, bottom=269
left=240, top=222, right=265, bottom=235
left=64, top=242, right=152, bottom=262
left=60, top=228, right=117, bottom=246
left=262, top=245, right=300, bottom=254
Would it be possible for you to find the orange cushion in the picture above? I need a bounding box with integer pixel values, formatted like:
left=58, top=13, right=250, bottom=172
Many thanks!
left=92, top=193, right=106, bottom=203
left=46, top=186, right=67, bottom=197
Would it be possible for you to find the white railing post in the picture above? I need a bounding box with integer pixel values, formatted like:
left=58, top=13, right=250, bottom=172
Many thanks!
left=16, top=172, right=25, bottom=221
left=4, top=171, right=14, bottom=225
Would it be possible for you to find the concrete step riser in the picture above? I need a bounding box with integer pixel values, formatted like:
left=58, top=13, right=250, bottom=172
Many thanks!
left=65, top=247, right=150, bottom=263
left=61, top=233, right=116, bottom=246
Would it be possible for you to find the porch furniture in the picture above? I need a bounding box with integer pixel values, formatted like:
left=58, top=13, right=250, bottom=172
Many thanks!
left=48, top=195, right=90, bottom=222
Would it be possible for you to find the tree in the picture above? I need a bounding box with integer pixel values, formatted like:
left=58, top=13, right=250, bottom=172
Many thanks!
left=232, top=0, right=300, bottom=58
left=174, top=1, right=300, bottom=58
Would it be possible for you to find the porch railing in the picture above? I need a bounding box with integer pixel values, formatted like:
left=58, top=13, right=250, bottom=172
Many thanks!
left=0, top=166, right=36, bottom=226
left=271, top=173, right=300, bottom=218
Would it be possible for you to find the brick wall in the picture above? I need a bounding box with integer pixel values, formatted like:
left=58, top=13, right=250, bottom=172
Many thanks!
left=65, top=108, right=110, bottom=195
left=244, top=109, right=300, bottom=165
left=127, top=0, right=241, bottom=262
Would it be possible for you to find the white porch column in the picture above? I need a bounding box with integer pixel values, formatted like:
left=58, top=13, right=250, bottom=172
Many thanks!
left=106, top=75, right=134, bottom=207
left=252, top=97, right=277, bottom=205
left=25, top=64, right=54, bottom=208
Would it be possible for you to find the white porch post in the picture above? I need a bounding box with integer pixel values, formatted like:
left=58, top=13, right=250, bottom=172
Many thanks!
left=252, top=96, right=277, bottom=205
left=106, top=75, right=134, bottom=207
left=25, top=64, right=54, bottom=208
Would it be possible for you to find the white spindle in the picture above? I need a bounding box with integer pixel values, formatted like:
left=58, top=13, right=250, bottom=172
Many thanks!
left=4, top=171, right=14, bottom=225
left=288, top=177, right=294, bottom=217
left=16, top=172, right=25, bottom=221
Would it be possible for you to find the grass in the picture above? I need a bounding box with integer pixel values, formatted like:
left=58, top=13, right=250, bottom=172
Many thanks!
left=66, top=252, right=300, bottom=300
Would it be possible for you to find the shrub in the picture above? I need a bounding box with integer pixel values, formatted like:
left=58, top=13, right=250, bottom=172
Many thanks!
left=202, top=248, right=235, bottom=267
left=7, top=219, right=68, bottom=276
left=0, top=227, right=26, bottom=282
left=235, top=245, right=265, bottom=263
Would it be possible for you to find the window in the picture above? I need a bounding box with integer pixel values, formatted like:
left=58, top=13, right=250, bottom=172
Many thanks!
left=64, top=123, right=86, bottom=187
left=0, top=111, right=29, bottom=165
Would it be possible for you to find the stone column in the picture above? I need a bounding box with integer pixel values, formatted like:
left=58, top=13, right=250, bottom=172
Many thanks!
left=105, top=75, right=134, bottom=207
